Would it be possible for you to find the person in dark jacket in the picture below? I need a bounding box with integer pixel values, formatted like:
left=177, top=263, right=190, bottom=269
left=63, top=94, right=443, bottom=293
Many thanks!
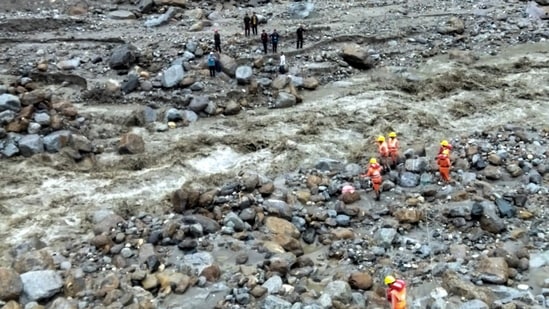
left=296, top=24, right=304, bottom=49
left=243, top=13, right=251, bottom=37
left=214, top=29, right=221, bottom=53
left=260, top=29, right=269, bottom=54
left=251, top=12, right=259, bottom=35
left=270, top=29, right=279, bottom=53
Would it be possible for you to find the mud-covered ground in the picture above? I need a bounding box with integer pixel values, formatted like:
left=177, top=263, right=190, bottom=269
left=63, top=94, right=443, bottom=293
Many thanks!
left=0, top=0, right=549, bottom=308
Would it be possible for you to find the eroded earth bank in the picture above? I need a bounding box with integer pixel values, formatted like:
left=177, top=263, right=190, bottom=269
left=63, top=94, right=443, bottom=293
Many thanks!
left=0, top=0, right=549, bottom=309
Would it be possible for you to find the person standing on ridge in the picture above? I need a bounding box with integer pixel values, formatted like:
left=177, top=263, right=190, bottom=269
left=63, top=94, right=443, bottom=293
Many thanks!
left=270, top=29, right=279, bottom=53
left=387, top=132, right=400, bottom=168
left=251, top=12, right=259, bottom=35
left=296, top=24, right=304, bottom=49
left=376, top=135, right=390, bottom=171
left=279, top=52, right=286, bottom=74
left=385, top=275, right=407, bottom=309
left=243, top=13, right=251, bottom=37
left=361, top=158, right=383, bottom=201
left=436, top=149, right=451, bottom=184
left=261, top=29, right=269, bottom=54
left=438, top=140, right=453, bottom=155
left=207, top=52, right=216, bottom=77
left=213, top=29, right=221, bottom=53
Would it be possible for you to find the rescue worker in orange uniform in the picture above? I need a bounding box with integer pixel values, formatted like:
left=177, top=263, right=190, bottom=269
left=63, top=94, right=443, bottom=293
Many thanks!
left=376, top=135, right=390, bottom=170
left=387, top=132, right=400, bottom=168
left=385, top=275, right=407, bottom=309
left=361, top=158, right=383, bottom=201
left=436, top=149, right=451, bottom=183
left=438, top=140, right=453, bottom=155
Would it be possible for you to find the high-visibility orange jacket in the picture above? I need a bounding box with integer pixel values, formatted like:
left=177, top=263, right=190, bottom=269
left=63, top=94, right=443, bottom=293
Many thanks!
left=378, top=141, right=389, bottom=157
left=387, top=138, right=399, bottom=154
left=436, top=154, right=451, bottom=168
left=366, top=163, right=383, bottom=184
left=387, top=279, right=407, bottom=309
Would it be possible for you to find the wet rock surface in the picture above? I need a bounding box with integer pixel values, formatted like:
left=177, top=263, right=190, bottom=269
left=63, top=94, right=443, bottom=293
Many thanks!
left=0, top=0, right=548, bottom=309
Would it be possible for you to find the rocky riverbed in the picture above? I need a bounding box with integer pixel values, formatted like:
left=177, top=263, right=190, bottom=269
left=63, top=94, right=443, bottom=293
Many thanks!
left=0, top=0, right=549, bottom=309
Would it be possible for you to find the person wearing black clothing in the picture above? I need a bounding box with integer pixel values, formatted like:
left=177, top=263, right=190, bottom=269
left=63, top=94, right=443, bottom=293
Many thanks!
left=261, top=29, right=269, bottom=54
left=296, top=24, right=304, bottom=49
left=270, top=29, right=279, bottom=53
left=251, top=12, right=259, bottom=35
left=214, top=29, right=221, bottom=53
left=243, top=13, right=251, bottom=37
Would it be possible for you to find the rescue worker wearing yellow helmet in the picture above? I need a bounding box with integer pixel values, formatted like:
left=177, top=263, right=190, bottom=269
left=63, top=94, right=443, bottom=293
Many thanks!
left=385, top=275, right=407, bottom=309
left=438, top=140, right=453, bottom=155
left=387, top=132, right=400, bottom=168
left=376, top=135, right=390, bottom=171
left=360, top=158, right=383, bottom=201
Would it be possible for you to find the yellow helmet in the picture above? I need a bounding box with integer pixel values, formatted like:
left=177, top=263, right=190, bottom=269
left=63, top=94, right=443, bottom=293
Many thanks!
left=441, top=140, right=449, bottom=146
left=384, top=275, right=396, bottom=285
left=377, top=136, right=385, bottom=142
left=369, top=158, right=377, bottom=164
left=389, top=132, right=397, bottom=138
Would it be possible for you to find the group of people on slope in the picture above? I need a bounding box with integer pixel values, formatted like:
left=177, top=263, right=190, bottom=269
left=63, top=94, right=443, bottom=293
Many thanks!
left=360, top=133, right=454, bottom=201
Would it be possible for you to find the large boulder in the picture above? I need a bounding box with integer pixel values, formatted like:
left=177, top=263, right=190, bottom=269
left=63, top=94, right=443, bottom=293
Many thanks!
left=442, top=271, right=494, bottom=304
left=341, top=44, right=375, bottom=70
left=219, top=54, right=238, bottom=77
left=161, top=64, right=185, bottom=88
left=189, top=96, right=209, bottom=113
left=273, top=92, right=297, bottom=109
left=20, top=270, right=64, bottom=301
left=476, top=257, right=508, bottom=284
left=118, top=132, right=145, bottom=154
left=172, top=185, right=201, bottom=213
left=144, top=6, right=177, bottom=27
left=324, top=280, right=352, bottom=303
left=18, top=134, right=44, bottom=157
left=288, top=1, right=315, bottom=19
left=154, top=0, right=187, bottom=8
left=264, top=216, right=300, bottom=238
left=399, top=172, right=420, bottom=187
left=0, top=94, right=21, bottom=112
left=235, top=66, right=253, bottom=85
left=43, top=130, right=72, bottom=153
left=109, top=44, right=138, bottom=70
left=0, top=268, right=22, bottom=301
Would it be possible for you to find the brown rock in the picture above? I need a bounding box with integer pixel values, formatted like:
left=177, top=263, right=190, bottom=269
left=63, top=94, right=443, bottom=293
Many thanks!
left=442, top=271, right=494, bottom=304
left=200, top=264, right=221, bottom=282
left=250, top=285, right=267, bottom=297
left=306, top=175, right=322, bottom=190
left=258, top=182, right=275, bottom=196
left=295, top=190, right=311, bottom=204
left=180, top=76, right=195, bottom=87
left=154, top=0, right=187, bottom=8
left=2, top=301, right=22, bottom=309
left=99, top=273, right=120, bottom=295
left=272, top=234, right=302, bottom=254
left=223, top=100, right=241, bottom=116
left=64, top=270, right=86, bottom=298
left=341, top=44, right=375, bottom=69
left=487, top=153, right=502, bottom=165
left=348, top=272, right=373, bottom=290
left=118, top=132, right=145, bottom=154
left=67, top=3, right=88, bottom=15
left=13, top=249, right=55, bottom=273
left=264, top=216, right=300, bottom=238
left=141, top=273, right=159, bottom=290
left=6, top=118, right=29, bottom=133
left=172, top=185, right=201, bottom=213
left=157, top=271, right=190, bottom=294
left=272, top=76, right=290, bottom=90
left=393, top=208, right=423, bottom=224
left=18, top=105, right=34, bottom=119
left=331, top=228, right=354, bottom=240
left=340, top=191, right=360, bottom=204
left=198, top=189, right=217, bottom=208
left=505, top=163, right=523, bottom=177
left=303, top=77, right=319, bottom=90
left=438, top=17, right=465, bottom=35
left=0, top=268, right=22, bottom=301
left=61, top=106, right=78, bottom=118
left=50, top=114, right=63, bottom=130
left=517, top=209, right=533, bottom=220
left=37, top=63, right=48, bottom=72
left=20, top=89, right=50, bottom=106
left=477, top=257, right=508, bottom=284
left=482, top=166, right=502, bottom=180
left=91, top=234, right=113, bottom=252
